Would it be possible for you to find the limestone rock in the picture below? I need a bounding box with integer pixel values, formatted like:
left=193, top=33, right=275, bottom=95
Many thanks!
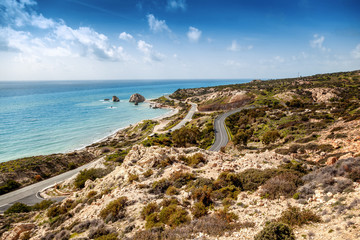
left=129, top=93, right=145, bottom=103
left=112, top=96, right=120, bottom=102
left=0, top=223, right=36, bottom=240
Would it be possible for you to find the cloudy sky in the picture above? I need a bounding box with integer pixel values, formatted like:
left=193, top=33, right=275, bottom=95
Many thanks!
left=0, top=0, right=359, bottom=80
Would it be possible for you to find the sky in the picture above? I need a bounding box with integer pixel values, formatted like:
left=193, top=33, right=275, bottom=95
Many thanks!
left=0, top=0, right=359, bottom=80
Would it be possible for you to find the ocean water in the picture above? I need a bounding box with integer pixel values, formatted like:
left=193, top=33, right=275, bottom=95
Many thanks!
left=0, top=79, right=249, bottom=162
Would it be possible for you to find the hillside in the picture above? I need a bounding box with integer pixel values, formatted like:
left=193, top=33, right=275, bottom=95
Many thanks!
left=1, top=70, right=360, bottom=240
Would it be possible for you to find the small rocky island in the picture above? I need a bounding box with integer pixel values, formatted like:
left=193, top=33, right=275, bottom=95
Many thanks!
left=112, top=96, right=120, bottom=102
left=129, top=93, right=145, bottom=103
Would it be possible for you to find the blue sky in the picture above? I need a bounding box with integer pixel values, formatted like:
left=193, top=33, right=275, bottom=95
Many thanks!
left=0, top=0, right=359, bottom=80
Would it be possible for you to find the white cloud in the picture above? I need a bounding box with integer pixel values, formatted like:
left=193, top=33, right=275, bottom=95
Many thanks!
left=137, top=40, right=165, bottom=62
left=0, top=0, right=128, bottom=62
left=351, top=44, right=360, bottom=59
left=187, top=26, right=201, bottom=42
left=147, top=14, right=171, bottom=33
left=228, top=40, right=239, bottom=51
left=167, top=0, right=186, bottom=11
left=119, top=32, right=134, bottom=41
left=0, top=0, right=55, bottom=29
left=227, top=40, right=253, bottom=51
left=310, top=34, right=329, bottom=52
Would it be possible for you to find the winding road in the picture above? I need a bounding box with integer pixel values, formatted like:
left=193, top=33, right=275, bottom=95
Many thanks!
left=170, top=103, right=197, bottom=131
left=0, top=158, right=103, bottom=213
left=0, top=98, right=197, bottom=213
left=209, top=106, right=254, bottom=152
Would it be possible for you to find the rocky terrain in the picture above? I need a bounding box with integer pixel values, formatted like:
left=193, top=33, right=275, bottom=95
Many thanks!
left=1, top=70, right=360, bottom=240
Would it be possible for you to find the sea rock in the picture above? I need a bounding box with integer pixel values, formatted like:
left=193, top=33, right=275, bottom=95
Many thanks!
left=112, top=96, right=120, bottom=102
left=129, top=93, right=145, bottom=103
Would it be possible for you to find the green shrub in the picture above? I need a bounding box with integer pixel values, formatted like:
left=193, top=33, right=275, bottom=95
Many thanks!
left=278, top=206, right=321, bottom=226
left=141, top=202, right=159, bottom=220
left=215, top=207, right=238, bottom=222
left=128, top=173, right=139, bottom=183
left=145, top=212, right=163, bottom=229
left=166, top=186, right=179, bottom=195
left=47, top=200, right=75, bottom=218
left=192, top=202, right=208, bottom=218
left=0, top=180, right=21, bottom=195
left=212, top=185, right=240, bottom=200
left=94, top=233, right=118, bottom=240
left=32, top=199, right=54, bottom=211
left=192, top=185, right=213, bottom=206
left=143, top=169, right=153, bottom=178
left=178, top=153, right=206, bottom=167
left=106, top=149, right=128, bottom=163
left=151, top=179, right=171, bottom=194
left=99, top=197, right=127, bottom=221
left=167, top=207, right=190, bottom=227
left=238, top=168, right=278, bottom=191
left=262, top=130, right=281, bottom=145
left=74, top=168, right=107, bottom=189
left=169, top=171, right=196, bottom=188
left=254, top=222, right=295, bottom=240
left=261, top=173, right=301, bottom=199
left=5, top=202, right=31, bottom=214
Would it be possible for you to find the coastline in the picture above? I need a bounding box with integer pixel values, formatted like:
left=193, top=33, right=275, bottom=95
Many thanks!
left=73, top=101, right=178, bottom=153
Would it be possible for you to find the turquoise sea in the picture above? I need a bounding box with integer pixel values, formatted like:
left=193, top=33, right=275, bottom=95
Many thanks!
left=0, top=79, right=250, bottom=162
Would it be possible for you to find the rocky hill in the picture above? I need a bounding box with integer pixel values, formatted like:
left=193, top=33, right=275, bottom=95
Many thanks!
left=1, top=70, right=360, bottom=240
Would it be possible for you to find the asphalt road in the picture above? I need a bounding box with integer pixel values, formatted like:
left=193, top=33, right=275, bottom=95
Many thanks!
left=209, top=106, right=254, bottom=152
left=171, top=103, right=197, bottom=131
left=0, top=99, right=197, bottom=213
left=0, top=158, right=102, bottom=213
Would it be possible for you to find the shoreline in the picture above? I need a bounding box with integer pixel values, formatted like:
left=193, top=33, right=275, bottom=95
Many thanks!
left=65, top=100, right=179, bottom=154
left=74, top=103, right=177, bottom=152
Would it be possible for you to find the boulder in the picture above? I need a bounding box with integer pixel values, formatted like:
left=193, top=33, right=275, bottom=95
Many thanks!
left=1, top=223, right=36, bottom=240
left=112, top=96, right=120, bottom=102
left=129, top=93, right=145, bottom=103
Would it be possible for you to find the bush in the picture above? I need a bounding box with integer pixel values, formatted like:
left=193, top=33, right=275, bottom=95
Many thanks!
left=143, top=169, right=153, bottom=178
left=32, top=199, right=54, bottom=211
left=262, top=130, right=281, bottom=145
left=151, top=179, right=171, bottom=194
left=238, top=168, right=278, bottom=191
left=0, top=180, right=21, bottom=195
left=128, top=173, right=139, bottom=183
left=261, top=173, right=301, bottom=199
left=105, top=149, right=128, bottom=163
left=99, top=197, right=127, bottom=221
left=254, top=222, right=295, bottom=240
left=166, top=186, right=179, bottom=195
left=141, top=202, right=159, bottom=220
left=169, top=171, right=196, bottom=188
left=5, top=202, right=31, bottom=214
left=278, top=206, right=321, bottom=226
left=47, top=200, right=75, bottom=218
left=94, top=233, right=118, bottom=240
left=74, top=168, right=108, bottom=189
left=192, top=185, right=213, bottom=206
left=87, top=190, right=98, bottom=199
left=178, top=153, right=206, bottom=167
left=192, top=202, right=207, bottom=218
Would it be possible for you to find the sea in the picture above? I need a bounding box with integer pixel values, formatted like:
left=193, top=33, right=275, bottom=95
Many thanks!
left=0, top=79, right=250, bottom=162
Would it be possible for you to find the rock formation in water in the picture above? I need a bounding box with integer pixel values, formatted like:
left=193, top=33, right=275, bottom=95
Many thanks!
left=129, top=93, right=145, bottom=103
left=112, top=96, right=120, bottom=102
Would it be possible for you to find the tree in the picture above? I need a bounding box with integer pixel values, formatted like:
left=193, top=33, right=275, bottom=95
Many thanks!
left=172, top=127, right=199, bottom=147
left=262, top=130, right=280, bottom=145
left=234, top=129, right=253, bottom=146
